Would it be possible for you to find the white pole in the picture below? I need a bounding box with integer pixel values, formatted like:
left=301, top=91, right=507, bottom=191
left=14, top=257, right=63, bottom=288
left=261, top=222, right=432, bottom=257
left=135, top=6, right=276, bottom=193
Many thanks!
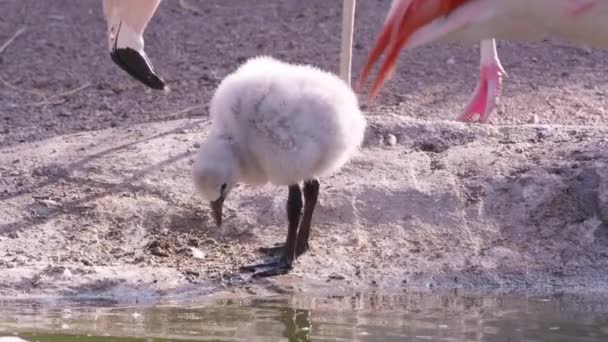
left=339, top=0, right=356, bottom=86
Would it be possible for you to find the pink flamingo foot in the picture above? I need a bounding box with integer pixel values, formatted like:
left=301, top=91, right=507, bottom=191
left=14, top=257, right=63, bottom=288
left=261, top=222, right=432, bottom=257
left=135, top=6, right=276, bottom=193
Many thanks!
left=456, top=39, right=506, bottom=124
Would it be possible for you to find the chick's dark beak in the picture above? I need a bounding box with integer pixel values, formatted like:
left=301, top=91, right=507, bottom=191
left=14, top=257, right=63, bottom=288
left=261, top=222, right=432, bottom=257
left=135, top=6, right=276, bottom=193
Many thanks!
left=210, top=195, right=225, bottom=228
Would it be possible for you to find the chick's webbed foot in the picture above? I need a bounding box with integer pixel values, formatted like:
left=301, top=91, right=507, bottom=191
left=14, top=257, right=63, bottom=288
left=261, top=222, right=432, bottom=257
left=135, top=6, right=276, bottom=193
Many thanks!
left=240, top=254, right=292, bottom=278
left=259, top=242, right=309, bottom=258
left=258, top=243, right=284, bottom=256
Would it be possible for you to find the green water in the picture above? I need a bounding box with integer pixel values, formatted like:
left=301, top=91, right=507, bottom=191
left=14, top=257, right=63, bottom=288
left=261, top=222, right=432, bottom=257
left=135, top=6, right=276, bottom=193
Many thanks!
left=2, top=292, right=608, bottom=341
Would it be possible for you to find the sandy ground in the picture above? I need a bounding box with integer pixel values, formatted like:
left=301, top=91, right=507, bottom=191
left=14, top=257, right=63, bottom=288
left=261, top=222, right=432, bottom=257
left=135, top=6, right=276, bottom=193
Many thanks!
left=1, top=0, right=608, bottom=302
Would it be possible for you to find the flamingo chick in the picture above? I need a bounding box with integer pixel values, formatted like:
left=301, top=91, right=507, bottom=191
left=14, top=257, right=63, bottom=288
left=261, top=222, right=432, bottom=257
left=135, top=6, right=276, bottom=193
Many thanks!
left=193, top=56, right=366, bottom=277
left=360, top=0, right=607, bottom=123
left=102, top=0, right=165, bottom=89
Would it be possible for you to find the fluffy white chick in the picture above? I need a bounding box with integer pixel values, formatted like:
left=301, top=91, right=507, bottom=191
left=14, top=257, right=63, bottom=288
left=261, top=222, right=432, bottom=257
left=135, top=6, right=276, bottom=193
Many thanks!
left=193, top=56, right=366, bottom=277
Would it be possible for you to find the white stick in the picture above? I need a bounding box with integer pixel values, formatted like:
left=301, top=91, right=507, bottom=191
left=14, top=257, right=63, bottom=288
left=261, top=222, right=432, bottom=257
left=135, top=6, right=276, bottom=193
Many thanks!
left=0, top=27, right=26, bottom=55
left=339, top=0, right=356, bottom=85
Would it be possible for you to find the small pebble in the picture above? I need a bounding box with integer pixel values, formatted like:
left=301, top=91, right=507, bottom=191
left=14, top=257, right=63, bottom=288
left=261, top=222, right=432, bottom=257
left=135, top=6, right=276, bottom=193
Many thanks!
left=38, top=199, right=61, bottom=207
left=328, top=273, right=345, bottom=281
left=185, top=270, right=200, bottom=277
left=61, top=268, right=72, bottom=280
left=528, top=114, right=540, bottom=124
left=385, top=134, right=397, bottom=146
left=189, top=247, right=205, bottom=259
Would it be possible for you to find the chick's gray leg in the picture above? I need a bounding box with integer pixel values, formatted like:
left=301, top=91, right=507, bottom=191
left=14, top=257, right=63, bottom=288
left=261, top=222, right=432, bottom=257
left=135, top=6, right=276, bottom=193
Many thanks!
left=295, top=179, right=319, bottom=257
left=241, top=184, right=303, bottom=277
left=283, top=184, right=303, bottom=264
left=258, top=179, right=319, bottom=258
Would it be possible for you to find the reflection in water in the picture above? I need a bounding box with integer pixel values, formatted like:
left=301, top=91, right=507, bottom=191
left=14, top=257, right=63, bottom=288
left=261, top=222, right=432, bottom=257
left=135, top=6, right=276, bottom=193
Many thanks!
left=278, top=307, right=311, bottom=342
left=1, top=292, right=608, bottom=341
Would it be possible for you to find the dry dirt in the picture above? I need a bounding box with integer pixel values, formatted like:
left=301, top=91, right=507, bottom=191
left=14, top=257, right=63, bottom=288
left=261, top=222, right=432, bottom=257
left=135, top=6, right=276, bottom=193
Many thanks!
left=1, top=0, right=608, bottom=303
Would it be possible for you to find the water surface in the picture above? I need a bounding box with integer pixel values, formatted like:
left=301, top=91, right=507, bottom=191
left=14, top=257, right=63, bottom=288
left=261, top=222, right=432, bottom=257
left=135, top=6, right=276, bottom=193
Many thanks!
left=2, top=291, right=608, bottom=341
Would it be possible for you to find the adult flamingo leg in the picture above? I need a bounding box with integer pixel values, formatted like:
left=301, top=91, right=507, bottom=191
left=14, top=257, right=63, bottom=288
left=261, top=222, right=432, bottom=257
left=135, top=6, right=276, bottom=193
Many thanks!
left=457, top=39, right=506, bottom=123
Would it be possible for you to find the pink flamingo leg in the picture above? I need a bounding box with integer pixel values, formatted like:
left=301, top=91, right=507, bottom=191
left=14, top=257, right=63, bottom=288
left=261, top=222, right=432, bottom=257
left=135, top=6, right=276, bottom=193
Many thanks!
left=456, top=39, right=506, bottom=124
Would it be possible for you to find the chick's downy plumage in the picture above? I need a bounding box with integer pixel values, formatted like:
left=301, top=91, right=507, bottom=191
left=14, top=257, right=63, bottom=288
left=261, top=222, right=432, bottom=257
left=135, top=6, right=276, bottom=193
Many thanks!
left=194, top=56, right=366, bottom=202
left=193, top=56, right=366, bottom=277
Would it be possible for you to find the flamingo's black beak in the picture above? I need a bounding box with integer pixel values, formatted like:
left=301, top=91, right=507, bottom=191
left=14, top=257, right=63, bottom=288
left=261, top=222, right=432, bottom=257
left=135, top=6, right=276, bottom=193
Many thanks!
left=110, top=47, right=165, bottom=90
